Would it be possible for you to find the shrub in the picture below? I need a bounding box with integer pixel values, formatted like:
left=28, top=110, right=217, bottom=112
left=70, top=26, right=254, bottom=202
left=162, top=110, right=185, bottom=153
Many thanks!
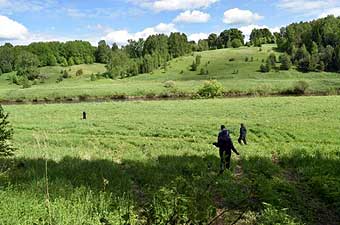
left=179, top=70, right=184, bottom=74
left=293, top=81, right=309, bottom=94
left=21, top=76, right=31, bottom=89
left=163, top=80, right=176, bottom=89
left=260, top=64, right=270, bottom=73
left=229, top=58, right=235, bottom=62
left=232, top=69, right=239, bottom=74
left=62, top=70, right=69, bottom=79
left=198, top=80, right=224, bottom=98
left=190, top=61, right=197, bottom=71
left=9, top=74, right=20, bottom=85
left=56, top=76, right=63, bottom=83
left=268, top=53, right=277, bottom=68
left=0, top=105, right=14, bottom=157
left=76, top=69, right=83, bottom=76
left=195, top=55, right=202, bottom=66
left=280, top=53, right=292, bottom=70
left=231, top=39, right=242, bottom=48
left=90, top=73, right=97, bottom=81
left=245, top=57, right=249, bottom=62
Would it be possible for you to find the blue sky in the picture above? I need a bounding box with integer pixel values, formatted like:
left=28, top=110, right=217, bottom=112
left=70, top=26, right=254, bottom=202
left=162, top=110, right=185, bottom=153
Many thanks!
left=0, top=0, right=340, bottom=46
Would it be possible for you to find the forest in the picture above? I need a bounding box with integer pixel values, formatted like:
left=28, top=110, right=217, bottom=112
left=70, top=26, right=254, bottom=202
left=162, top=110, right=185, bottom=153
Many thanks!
left=0, top=16, right=340, bottom=83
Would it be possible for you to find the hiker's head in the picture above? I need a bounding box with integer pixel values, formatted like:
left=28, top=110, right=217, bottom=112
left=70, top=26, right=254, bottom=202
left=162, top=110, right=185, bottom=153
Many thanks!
left=241, top=123, right=244, bottom=127
left=221, top=125, right=225, bottom=130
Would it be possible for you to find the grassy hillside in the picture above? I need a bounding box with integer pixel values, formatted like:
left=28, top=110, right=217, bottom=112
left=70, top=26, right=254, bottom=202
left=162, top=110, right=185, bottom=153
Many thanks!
left=0, top=45, right=339, bottom=102
left=1, top=96, right=339, bottom=224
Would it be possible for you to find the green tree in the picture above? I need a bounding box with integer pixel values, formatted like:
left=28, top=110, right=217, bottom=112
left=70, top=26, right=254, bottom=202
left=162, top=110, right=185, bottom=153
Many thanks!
left=268, top=53, right=277, bottom=68
left=124, top=39, right=144, bottom=58
left=280, top=53, right=292, bottom=70
left=0, top=105, right=14, bottom=157
left=68, top=57, right=75, bottom=66
left=208, top=33, right=218, bottom=49
left=96, top=40, right=111, bottom=63
left=198, top=39, right=209, bottom=51
left=168, top=32, right=190, bottom=58
left=15, top=51, right=40, bottom=80
left=231, top=39, right=242, bottom=48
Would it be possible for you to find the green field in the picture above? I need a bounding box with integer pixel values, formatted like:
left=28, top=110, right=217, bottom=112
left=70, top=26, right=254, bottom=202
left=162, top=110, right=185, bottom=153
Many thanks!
left=1, top=45, right=339, bottom=102
left=1, top=96, right=339, bottom=224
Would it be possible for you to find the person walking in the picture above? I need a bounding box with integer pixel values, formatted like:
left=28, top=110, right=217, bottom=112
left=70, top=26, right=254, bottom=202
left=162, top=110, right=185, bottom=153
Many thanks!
left=238, top=123, right=247, bottom=145
left=214, top=125, right=240, bottom=173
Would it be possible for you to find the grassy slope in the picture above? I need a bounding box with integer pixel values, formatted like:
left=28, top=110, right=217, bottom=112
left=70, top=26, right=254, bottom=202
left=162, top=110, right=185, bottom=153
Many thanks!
left=1, top=96, right=339, bottom=224
left=0, top=45, right=339, bottom=101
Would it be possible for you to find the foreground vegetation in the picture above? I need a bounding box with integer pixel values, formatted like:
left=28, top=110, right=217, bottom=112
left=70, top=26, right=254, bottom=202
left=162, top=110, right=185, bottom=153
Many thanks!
left=0, top=45, right=339, bottom=102
left=0, top=96, right=339, bottom=224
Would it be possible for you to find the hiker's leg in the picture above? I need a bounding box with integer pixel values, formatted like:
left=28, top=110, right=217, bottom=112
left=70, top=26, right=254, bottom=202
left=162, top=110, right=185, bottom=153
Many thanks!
left=219, top=149, right=224, bottom=172
left=238, top=137, right=242, bottom=144
left=225, top=153, right=231, bottom=170
left=243, top=137, right=247, bottom=145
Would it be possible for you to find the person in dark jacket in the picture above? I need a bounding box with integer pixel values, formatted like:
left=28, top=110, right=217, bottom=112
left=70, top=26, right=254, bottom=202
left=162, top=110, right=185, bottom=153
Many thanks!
left=214, top=125, right=240, bottom=173
left=238, top=123, right=247, bottom=145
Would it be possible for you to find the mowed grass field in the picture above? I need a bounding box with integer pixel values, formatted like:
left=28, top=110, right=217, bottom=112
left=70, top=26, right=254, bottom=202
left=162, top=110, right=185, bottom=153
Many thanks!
left=0, top=45, right=340, bottom=101
left=1, top=96, right=339, bottom=224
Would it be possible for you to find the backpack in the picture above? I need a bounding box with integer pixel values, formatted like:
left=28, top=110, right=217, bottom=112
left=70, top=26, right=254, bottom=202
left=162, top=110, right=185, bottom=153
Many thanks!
left=218, top=130, right=229, bottom=143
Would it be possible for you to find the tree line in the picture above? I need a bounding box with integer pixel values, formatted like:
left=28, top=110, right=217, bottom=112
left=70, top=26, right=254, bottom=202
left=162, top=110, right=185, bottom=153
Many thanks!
left=275, top=15, right=340, bottom=72
left=0, top=26, right=281, bottom=80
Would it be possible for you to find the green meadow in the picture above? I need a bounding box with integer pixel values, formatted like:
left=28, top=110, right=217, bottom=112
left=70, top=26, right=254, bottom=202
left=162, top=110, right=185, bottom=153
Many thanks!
left=1, top=45, right=339, bottom=102
left=1, top=96, right=339, bottom=224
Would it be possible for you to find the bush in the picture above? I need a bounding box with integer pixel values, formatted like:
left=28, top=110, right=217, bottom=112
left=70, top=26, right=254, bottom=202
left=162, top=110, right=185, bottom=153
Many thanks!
left=190, top=61, right=197, bottom=71
left=9, top=74, right=20, bottom=85
left=260, top=64, right=270, bottom=73
left=268, top=53, right=277, bottom=68
left=76, top=69, right=83, bottom=76
left=56, top=76, right=63, bottom=83
left=198, top=80, right=224, bottom=98
left=62, top=70, right=69, bottom=79
left=163, top=80, right=176, bottom=89
left=0, top=105, right=14, bottom=157
left=231, top=39, right=242, bottom=48
left=229, top=58, right=235, bottom=62
left=195, top=55, right=202, bottom=66
left=245, top=57, right=249, bottom=62
left=280, top=53, right=292, bottom=70
left=293, top=81, right=309, bottom=94
left=21, top=76, right=31, bottom=89
left=90, top=73, right=97, bottom=81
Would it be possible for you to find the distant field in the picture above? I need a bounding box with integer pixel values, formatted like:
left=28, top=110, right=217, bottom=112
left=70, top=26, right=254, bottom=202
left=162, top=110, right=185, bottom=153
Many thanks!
left=0, top=45, right=339, bottom=102
left=1, top=96, right=339, bottom=224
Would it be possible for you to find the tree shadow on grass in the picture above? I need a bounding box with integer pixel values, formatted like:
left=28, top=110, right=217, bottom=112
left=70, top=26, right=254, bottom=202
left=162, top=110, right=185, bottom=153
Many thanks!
left=0, top=151, right=339, bottom=224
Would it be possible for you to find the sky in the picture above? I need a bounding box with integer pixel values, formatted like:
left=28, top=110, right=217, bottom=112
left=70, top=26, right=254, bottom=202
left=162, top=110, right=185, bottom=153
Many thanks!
left=0, top=0, right=340, bottom=46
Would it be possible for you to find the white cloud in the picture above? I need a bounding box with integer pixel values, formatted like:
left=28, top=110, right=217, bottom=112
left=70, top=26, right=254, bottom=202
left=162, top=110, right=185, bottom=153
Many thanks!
left=102, top=23, right=177, bottom=46
left=318, top=7, right=340, bottom=18
left=0, top=0, right=57, bottom=14
left=129, top=0, right=219, bottom=11
left=0, top=15, right=28, bottom=40
left=278, top=0, right=330, bottom=12
left=239, top=25, right=267, bottom=41
left=188, top=33, right=209, bottom=43
left=174, top=10, right=210, bottom=23
left=223, top=8, right=263, bottom=25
